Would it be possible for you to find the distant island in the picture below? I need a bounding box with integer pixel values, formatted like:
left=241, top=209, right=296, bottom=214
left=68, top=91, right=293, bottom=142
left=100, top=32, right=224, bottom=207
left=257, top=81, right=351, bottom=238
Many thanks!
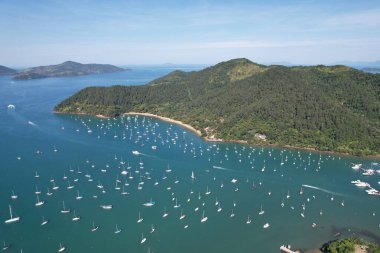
left=55, top=58, right=380, bottom=156
left=0, top=65, right=17, bottom=75
left=13, top=61, right=126, bottom=80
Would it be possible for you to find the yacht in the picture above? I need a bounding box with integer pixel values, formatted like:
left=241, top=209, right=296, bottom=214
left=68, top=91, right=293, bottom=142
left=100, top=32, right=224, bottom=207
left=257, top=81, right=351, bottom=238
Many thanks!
left=61, top=201, right=70, bottom=214
left=137, top=212, right=143, bottom=223
left=140, top=233, right=146, bottom=244
left=263, top=223, right=270, bottom=229
left=41, top=216, right=49, bottom=226
left=4, top=205, right=20, bottom=224
left=197, top=210, right=207, bottom=223
left=72, top=210, right=80, bottom=221
left=91, top=221, right=99, bottom=232
left=57, top=243, right=66, bottom=252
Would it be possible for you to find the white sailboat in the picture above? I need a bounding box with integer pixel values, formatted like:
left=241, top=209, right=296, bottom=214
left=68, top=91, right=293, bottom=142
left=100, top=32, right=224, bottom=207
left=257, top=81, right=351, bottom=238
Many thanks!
left=72, top=210, right=80, bottom=221
left=137, top=212, right=143, bottom=223
left=259, top=205, right=265, bottom=215
left=191, top=171, right=195, bottom=180
left=246, top=215, right=252, bottom=224
left=179, top=209, right=186, bottom=220
left=140, top=233, right=146, bottom=244
left=35, top=195, right=44, bottom=206
left=91, top=221, right=99, bottom=232
left=201, top=210, right=208, bottom=223
left=76, top=190, right=83, bottom=200
left=114, top=224, right=121, bottom=234
left=173, top=198, right=181, bottom=208
left=57, top=243, right=66, bottom=252
left=41, top=216, right=49, bottom=226
left=162, top=207, right=169, bottom=218
left=61, top=201, right=70, bottom=214
left=11, top=190, right=18, bottom=200
left=4, top=205, right=20, bottom=224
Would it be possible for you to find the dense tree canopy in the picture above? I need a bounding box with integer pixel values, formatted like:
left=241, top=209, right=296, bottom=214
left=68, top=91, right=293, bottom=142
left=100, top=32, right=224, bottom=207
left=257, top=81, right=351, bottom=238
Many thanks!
left=55, top=58, right=380, bottom=155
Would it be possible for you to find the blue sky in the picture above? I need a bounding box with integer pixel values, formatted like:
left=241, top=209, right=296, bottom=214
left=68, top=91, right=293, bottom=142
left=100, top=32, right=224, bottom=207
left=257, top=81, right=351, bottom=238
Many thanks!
left=1, top=0, right=380, bottom=67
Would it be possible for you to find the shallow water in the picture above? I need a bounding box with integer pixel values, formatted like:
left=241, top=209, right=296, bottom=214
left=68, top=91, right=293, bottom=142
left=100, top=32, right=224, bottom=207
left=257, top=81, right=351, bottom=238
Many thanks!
left=0, top=67, right=379, bottom=253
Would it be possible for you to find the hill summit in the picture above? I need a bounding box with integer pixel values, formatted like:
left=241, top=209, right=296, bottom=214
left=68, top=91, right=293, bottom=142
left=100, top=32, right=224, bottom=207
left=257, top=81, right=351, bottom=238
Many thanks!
left=55, top=58, right=380, bottom=155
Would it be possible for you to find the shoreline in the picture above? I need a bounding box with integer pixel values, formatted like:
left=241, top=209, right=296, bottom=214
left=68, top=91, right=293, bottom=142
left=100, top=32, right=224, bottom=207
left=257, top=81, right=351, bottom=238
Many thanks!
left=53, top=111, right=380, bottom=158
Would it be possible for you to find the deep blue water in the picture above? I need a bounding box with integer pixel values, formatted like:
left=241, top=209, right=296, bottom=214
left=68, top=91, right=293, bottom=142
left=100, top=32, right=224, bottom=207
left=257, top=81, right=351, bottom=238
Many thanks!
left=0, top=66, right=379, bottom=253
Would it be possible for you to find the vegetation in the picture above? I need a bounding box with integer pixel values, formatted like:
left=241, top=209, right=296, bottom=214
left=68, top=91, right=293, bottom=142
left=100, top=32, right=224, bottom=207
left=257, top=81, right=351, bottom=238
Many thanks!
left=321, top=237, right=380, bottom=253
left=55, top=58, right=380, bottom=156
left=13, top=61, right=125, bottom=80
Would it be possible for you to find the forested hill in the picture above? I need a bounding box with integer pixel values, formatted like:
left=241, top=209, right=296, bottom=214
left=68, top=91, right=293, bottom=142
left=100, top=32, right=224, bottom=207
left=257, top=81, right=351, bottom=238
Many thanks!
left=13, top=61, right=125, bottom=80
left=55, top=58, right=380, bottom=155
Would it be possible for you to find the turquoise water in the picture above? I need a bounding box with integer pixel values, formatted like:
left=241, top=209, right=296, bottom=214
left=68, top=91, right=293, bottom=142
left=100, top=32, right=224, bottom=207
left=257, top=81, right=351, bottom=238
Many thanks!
left=0, top=67, right=379, bottom=253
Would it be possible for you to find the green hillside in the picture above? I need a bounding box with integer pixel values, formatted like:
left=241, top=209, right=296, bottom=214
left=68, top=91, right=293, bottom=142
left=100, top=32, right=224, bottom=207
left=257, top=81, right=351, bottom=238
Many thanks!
left=55, top=58, right=380, bottom=156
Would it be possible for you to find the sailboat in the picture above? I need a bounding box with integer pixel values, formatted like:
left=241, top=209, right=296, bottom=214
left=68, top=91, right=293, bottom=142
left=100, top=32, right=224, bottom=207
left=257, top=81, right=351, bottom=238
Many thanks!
left=137, top=212, right=143, bottom=223
left=46, top=187, right=53, bottom=196
left=201, top=210, right=208, bottom=223
left=35, top=195, right=44, bottom=206
left=41, top=216, right=49, bottom=226
left=4, top=205, right=20, bottom=224
left=230, top=209, right=235, bottom=218
left=76, top=190, right=83, bottom=200
left=11, top=190, right=18, bottom=200
left=143, top=198, right=155, bottom=207
left=61, top=201, right=70, bottom=214
left=72, top=210, right=80, bottom=221
left=150, top=224, right=155, bottom=233
left=259, top=205, right=265, bottom=215
left=205, top=186, right=211, bottom=195
left=91, top=221, right=99, bottom=232
left=179, top=209, right=186, bottom=220
left=57, top=243, right=66, bottom=252
left=246, top=215, right=252, bottom=224
left=191, top=171, right=195, bottom=180
left=162, top=207, right=169, bottom=218
left=114, top=224, right=121, bottom=234
left=140, top=233, right=146, bottom=244
left=173, top=198, right=181, bottom=208
left=2, top=241, right=10, bottom=251
left=217, top=203, right=222, bottom=212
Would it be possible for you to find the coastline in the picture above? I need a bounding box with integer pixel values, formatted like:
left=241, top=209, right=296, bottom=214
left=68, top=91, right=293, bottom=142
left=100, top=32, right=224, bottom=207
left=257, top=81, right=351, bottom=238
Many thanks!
left=53, top=111, right=380, bottom=158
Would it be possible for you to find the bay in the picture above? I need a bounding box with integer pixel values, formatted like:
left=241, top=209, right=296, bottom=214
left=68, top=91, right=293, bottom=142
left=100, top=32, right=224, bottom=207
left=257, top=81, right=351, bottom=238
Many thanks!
left=0, top=66, right=379, bottom=253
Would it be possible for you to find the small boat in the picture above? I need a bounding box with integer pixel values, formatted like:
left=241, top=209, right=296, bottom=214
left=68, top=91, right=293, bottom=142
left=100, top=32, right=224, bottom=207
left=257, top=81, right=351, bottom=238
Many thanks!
left=137, top=212, right=143, bottom=223
left=76, top=190, right=83, bottom=200
left=173, top=198, right=181, bottom=208
left=140, top=233, right=146, bottom=244
left=179, top=209, right=186, bottom=220
left=91, top=221, right=99, bottom=232
left=191, top=171, right=195, bottom=180
left=72, top=211, right=80, bottom=221
left=263, top=223, right=270, bottom=229
left=4, top=205, right=20, bottom=224
left=201, top=211, right=208, bottom=223
left=61, top=201, right=70, bottom=214
left=35, top=195, right=44, bottom=206
left=2, top=241, right=10, bottom=251
left=259, top=205, right=265, bottom=215
left=57, top=243, right=66, bottom=252
left=143, top=198, right=155, bottom=207
left=41, top=216, right=49, bottom=226
left=11, top=190, right=18, bottom=200
left=132, top=150, right=140, bottom=155
left=150, top=224, right=155, bottom=233
left=114, top=224, right=121, bottom=234
left=100, top=205, right=113, bottom=210
left=162, top=207, right=169, bottom=218
left=246, top=215, right=252, bottom=224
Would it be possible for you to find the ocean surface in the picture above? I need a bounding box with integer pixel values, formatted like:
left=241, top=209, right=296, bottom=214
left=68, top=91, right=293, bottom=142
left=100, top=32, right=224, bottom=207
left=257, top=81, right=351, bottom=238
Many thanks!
left=0, top=66, right=379, bottom=253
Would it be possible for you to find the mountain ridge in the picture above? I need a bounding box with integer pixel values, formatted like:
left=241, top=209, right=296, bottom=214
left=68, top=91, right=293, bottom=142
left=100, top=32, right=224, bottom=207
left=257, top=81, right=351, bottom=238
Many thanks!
left=55, top=58, right=380, bottom=156
left=0, top=65, right=17, bottom=75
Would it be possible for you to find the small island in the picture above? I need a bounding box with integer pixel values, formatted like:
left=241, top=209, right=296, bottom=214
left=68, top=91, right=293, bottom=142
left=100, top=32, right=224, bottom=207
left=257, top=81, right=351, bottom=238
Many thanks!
left=13, top=61, right=126, bottom=80
left=55, top=58, right=380, bottom=156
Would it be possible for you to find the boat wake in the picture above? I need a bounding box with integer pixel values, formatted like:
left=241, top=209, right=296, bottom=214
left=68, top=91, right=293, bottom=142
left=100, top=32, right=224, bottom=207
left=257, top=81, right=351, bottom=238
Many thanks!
left=302, top=184, right=346, bottom=197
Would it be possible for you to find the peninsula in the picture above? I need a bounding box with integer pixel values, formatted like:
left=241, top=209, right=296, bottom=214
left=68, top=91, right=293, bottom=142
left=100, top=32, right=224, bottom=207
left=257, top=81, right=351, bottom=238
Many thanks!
left=13, top=61, right=125, bottom=80
left=55, top=58, right=380, bottom=156
left=0, top=65, right=17, bottom=75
